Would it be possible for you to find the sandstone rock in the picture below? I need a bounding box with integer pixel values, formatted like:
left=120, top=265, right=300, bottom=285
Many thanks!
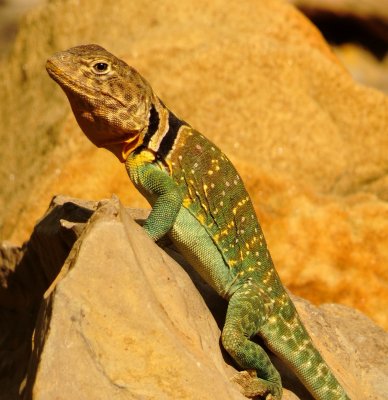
left=0, top=0, right=387, bottom=330
left=289, top=0, right=388, bottom=93
left=0, top=196, right=95, bottom=400
left=1, top=196, right=387, bottom=399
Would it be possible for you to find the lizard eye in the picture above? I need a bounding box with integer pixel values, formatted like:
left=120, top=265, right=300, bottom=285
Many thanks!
left=93, top=62, right=110, bottom=74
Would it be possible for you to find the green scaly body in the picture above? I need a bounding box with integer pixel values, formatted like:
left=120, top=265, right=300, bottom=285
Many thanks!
left=46, top=44, right=350, bottom=400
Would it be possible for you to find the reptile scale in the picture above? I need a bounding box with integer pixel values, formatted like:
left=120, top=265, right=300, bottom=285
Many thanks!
left=46, top=44, right=350, bottom=400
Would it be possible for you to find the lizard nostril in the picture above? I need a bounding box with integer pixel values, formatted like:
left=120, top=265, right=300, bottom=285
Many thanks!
left=59, top=53, right=71, bottom=62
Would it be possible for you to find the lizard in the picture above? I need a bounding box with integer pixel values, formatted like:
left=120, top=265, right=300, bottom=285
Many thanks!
left=46, top=44, right=350, bottom=400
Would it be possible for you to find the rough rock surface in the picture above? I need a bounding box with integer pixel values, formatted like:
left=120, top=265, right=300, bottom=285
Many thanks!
left=1, top=196, right=387, bottom=399
left=0, top=0, right=387, bottom=329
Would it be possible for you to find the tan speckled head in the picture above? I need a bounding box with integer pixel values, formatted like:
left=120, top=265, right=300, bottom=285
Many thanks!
left=46, top=44, right=153, bottom=161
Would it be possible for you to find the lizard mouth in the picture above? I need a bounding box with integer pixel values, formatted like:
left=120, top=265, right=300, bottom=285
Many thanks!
left=46, top=58, right=96, bottom=100
left=46, top=59, right=61, bottom=81
left=46, top=59, right=76, bottom=89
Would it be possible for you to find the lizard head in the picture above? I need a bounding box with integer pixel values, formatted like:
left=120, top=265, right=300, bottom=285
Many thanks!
left=46, top=44, right=154, bottom=162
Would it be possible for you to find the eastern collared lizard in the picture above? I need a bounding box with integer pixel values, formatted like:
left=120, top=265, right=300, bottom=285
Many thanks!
left=46, top=44, right=350, bottom=400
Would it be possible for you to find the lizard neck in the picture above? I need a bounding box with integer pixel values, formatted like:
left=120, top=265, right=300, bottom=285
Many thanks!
left=105, top=94, right=170, bottom=162
left=143, top=95, right=170, bottom=153
left=140, top=95, right=188, bottom=161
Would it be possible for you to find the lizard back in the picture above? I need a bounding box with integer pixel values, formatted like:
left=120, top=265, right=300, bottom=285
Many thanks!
left=166, top=125, right=284, bottom=299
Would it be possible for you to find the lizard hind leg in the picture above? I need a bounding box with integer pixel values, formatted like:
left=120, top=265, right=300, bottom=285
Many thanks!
left=222, top=284, right=282, bottom=399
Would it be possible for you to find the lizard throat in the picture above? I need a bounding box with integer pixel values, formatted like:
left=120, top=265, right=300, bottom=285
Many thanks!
left=99, top=133, right=143, bottom=162
left=121, top=134, right=143, bottom=161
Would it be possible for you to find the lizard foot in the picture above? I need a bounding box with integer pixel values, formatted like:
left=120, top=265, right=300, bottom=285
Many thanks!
left=231, top=370, right=281, bottom=400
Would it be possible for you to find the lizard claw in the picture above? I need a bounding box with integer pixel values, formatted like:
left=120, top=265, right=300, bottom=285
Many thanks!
left=231, top=370, right=281, bottom=399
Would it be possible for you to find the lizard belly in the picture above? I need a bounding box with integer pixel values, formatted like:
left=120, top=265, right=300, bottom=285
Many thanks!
left=169, top=206, right=235, bottom=298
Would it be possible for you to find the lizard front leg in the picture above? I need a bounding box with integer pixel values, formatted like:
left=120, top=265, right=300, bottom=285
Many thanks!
left=125, top=150, right=183, bottom=241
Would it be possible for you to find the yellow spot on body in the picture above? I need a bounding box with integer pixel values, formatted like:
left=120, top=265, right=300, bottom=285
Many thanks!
left=268, top=316, right=277, bottom=324
left=183, top=198, right=192, bottom=208
left=197, top=214, right=205, bottom=224
left=229, top=259, right=237, bottom=266
left=215, top=165, right=220, bottom=171
left=208, top=170, right=213, bottom=175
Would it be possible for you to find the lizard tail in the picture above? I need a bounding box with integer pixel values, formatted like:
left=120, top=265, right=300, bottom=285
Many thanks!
left=261, top=299, right=350, bottom=400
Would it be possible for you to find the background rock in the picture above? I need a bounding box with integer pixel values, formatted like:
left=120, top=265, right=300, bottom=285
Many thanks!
left=2, top=196, right=387, bottom=399
left=289, top=0, right=388, bottom=93
left=0, top=0, right=387, bottom=331
left=0, top=0, right=42, bottom=60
